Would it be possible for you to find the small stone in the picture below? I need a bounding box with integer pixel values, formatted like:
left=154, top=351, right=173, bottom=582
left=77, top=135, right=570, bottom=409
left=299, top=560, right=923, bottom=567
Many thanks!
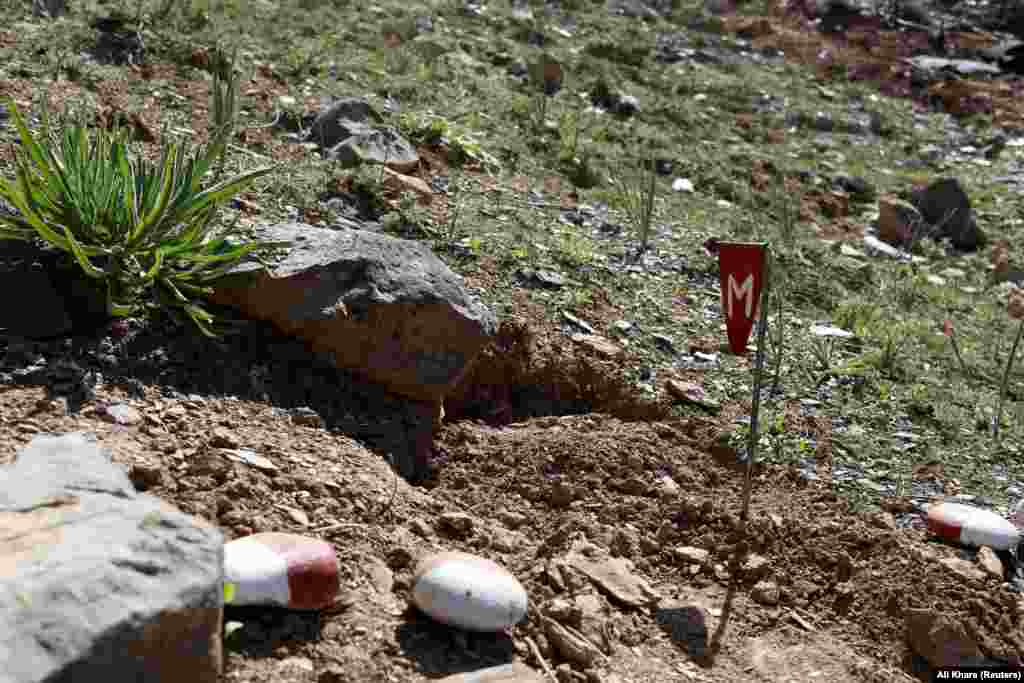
left=439, top=511, right=474, bottom=536
left=366, top=556, right=395, bottom=594
left=977, top=546, right=1004, bottom=579
left=103, top=402, right=143, bottom=426
left=940, top=556, right=986, bottom=582
left=550, top=481, right=576, bottom=508
left=570, top=333, right=623, bottom=359
left=282, top=506, right=310, bottom=527
left=291, top=407, right=322, bottom=428
left=383, top=167, right=434, bottom=204
left=499, top=510, right=528, bottom=529
left=544, top=597, right=577, bottom=622
left=490, top=528, right=520, bottom=553
left=675, top=546, right=710, bottom=564
left=209, top=427, right=239, bottom=449
left=751, top=580, right=780, bottom=605
left=672, top=177, right=694, bottom=193
left=278, top=656, right=314, bottom=672
left=868, top=511, right=896, bottom=530
left=665, top=379, right=720, bottom=411
left=543, top=616, right=605, bottom=668
left=128, top=463, right=165, bottom=491
left=409, top=517, right=434, bottom=538
left=742, top=554, right=772, bottom=580
left=654, top=476, right=680, bottom=499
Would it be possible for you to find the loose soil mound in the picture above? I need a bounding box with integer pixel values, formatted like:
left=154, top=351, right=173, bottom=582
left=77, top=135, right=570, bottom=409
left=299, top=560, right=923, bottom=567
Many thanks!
left=2, top=369, right=1020, bottom=681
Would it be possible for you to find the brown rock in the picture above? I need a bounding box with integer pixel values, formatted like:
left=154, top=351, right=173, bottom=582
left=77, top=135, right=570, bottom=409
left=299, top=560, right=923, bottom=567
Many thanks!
left=208, top=427, right=239, bottom=449
left=751, top=580, right=780, bottom=605
left=877, top=196, right=920, bottom=246
left=542, top=616, right=606, bottom=668
left=665, top=379, right=720, bottom=411
left=499, top=510, right=528, bottom=529
left=976, top=546, right=1004, bottom=580
left=383, top=167, right=434, bottom=205
left=365, top=556, right=395, bottom=594
left=550, top=481, right=576, bottom=508
left=128, top=464, right=166, bottom=492
left=408, top=517, right=433, bottom=538
left=439, top=511, right=475, bottom=537
left=742, top=554, right=772, bottom=581
left=905, top=608, right=984, bottom=668
left=544, top=597, right=578, bottom=623
left=675, top=546, right=710, bottom=565
left=566, top=550, right=659, bottom=608
left=867, top=510, right=896, bottom=530
left=574, top=593, right=613, bottom=655
left=941, top=556, right=986, bottom=582
left=569, top=334, right=623, bottom=359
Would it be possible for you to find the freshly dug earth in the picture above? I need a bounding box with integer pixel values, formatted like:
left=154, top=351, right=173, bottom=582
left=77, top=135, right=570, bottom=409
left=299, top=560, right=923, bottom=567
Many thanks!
left=0, top=319, right=1021, bottom=682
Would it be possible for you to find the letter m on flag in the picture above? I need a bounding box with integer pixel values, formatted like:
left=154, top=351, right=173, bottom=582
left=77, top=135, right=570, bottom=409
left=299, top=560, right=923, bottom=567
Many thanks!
left=717, top=242, right=768, bottom=355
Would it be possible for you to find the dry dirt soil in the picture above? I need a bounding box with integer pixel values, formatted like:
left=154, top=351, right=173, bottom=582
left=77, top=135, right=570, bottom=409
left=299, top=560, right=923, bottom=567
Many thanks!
left=1, top=329, right=1021, bottom=683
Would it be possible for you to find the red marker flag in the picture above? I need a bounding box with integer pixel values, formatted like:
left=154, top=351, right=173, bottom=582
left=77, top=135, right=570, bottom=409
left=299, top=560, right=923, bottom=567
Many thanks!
left=717, top=241, right=768, bottom=355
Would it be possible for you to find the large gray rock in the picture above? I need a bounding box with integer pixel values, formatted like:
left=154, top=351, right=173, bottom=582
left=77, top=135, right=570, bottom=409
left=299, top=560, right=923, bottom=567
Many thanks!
left=0, top=432, right=224, bottom=683
left=911, top=177, right=986, bottom=251
left=209, top=222, right=498, bottom=405
left=307, top=97, right=419, bottom=173
left=209, top=222, right=497, bottom=480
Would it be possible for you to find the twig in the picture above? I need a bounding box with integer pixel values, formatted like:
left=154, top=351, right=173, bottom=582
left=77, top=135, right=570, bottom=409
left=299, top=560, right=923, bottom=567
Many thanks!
left=994, top=318, right=1024, bottom=445
left=524, top=634, right=557, bottom=682
left=313, top=522, right=365, bottom=534
left=947, top=326, right=970, bottom=376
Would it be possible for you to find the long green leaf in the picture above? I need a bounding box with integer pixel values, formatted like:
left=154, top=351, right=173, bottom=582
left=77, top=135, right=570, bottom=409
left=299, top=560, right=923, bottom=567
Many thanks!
left=62, top=226, right=109, bottom=279
left=133, top=142, right=180, bottom=242
left=184, top=304, right=218, bottom=337
left=141, top=247, right=164, bottom=282
left=185, top=165, right=277, bottom=217
left=11, top=167, right=71, bottom=250
left=5, top=98, right=53, bottom=178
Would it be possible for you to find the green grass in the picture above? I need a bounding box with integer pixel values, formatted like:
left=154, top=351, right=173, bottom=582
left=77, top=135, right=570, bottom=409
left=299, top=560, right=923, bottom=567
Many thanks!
left=1, top=0, right=1023, bottom=512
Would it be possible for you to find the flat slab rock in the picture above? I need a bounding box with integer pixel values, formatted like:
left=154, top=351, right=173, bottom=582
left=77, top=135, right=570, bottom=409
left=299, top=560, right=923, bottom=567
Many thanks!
left=0, top=432, right=224, bottom=683
left=566, top=545, right=659, bottom=608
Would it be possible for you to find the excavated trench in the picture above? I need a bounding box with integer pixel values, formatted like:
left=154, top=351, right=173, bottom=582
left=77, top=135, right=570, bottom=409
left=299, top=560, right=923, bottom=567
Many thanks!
left=444, top=315, right=672, bottom=427
left=0, top=264, right=673, bottom=484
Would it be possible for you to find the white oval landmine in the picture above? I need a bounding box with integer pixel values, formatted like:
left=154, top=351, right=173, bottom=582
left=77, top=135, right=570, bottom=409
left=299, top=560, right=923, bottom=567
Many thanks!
left=412, top=551, right=528, bottom=632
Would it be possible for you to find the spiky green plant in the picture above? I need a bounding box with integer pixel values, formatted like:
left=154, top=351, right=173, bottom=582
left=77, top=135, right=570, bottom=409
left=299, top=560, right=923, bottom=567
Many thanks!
left=615, top=154, right=658, bottom=262
left=0, top=95, right=288, bottom=337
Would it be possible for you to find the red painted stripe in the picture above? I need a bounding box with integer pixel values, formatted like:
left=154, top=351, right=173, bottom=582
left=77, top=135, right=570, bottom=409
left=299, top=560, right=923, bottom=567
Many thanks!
left=927, top=515, right=963, bottom=543
left=285, top=546, right=340, bottom=610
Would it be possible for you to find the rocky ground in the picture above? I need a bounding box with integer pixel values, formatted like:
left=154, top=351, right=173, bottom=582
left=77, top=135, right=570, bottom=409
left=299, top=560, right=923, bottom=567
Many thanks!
left=4, top=0, right=1024, bottom=679
left=0, top=306, right=1021, bottom=683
